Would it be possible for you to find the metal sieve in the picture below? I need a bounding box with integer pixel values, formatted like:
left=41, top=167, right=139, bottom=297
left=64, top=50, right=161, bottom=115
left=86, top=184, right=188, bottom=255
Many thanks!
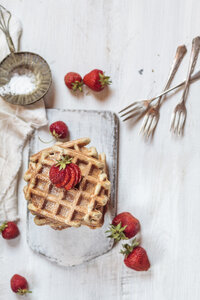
left=0, top=5, right=52, bottom=105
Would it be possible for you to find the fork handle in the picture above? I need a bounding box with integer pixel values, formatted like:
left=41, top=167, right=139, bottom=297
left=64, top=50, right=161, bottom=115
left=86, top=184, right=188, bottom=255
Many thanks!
left=150, top=70, right=200, bottom=101
left=182, top=36, right=200, bottom=102
left=155, top=45, right=187, bottom=106
left=163, top=45, right=187, bottom=91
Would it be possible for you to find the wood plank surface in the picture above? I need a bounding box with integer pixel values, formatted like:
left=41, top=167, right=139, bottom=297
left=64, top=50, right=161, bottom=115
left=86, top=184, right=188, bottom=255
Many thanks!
left=1, top=0, right=200, bottom=299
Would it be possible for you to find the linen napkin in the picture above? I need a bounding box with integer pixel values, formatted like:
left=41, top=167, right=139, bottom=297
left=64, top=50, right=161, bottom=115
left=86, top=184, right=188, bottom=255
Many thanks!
left=0, top=11, right=47, bottom=221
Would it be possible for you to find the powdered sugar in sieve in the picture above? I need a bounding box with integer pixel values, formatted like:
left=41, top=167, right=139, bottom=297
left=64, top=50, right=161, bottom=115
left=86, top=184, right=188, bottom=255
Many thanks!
left=0, top=68, right=36, bottom=96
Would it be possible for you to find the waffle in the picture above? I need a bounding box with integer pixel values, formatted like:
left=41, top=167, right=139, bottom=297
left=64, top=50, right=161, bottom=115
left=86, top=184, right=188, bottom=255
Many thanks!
left=24, top=138, right=111, bottom=230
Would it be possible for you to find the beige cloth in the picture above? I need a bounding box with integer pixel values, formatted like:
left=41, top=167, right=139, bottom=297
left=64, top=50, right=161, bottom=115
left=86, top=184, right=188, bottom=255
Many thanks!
left=0, top=11, right=47, bottom=221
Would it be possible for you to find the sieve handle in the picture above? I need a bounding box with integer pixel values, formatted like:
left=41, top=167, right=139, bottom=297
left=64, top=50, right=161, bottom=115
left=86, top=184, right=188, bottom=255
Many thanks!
left=0, top=5, right=15, bottom=53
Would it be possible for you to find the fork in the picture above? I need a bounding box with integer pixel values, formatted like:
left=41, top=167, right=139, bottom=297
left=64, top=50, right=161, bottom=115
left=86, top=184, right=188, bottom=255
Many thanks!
left=140, top=45, right=187, bottom=137
left=170, top=36, right=200, bottom=135
left=119, top=70, right=200, bottom=122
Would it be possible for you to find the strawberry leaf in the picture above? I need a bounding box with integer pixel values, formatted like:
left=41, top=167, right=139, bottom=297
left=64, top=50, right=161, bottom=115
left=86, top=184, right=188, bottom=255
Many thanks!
left=99, top=72, right=112, bottom=87
left=17, top=289, right=32, bottom=295
left=0, top=222, right=8, bottom=232
left=52, top=130, right=62, bottom=139
left=120, top=238, right=140, bottom=257
left=72, top=80, right=83, bottom=92
left=56, top=155, right=72, bottom=170
left=106, top=222, right=128, bottom=242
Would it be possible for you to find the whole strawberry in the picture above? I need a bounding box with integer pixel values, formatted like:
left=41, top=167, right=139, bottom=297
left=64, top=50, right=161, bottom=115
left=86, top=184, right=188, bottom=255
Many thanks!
left=64, top=72, right=83, bottom=91
left=49, top=121, right=68, bottom=139
left=121, top=239, right=150, bottom=271
left=0, top=222, right=19, bottom=239
left=106, top=212, right=140, bottom=241
left=10, top=274, right=32, bottom=295
left=83, top=69, right=111, bottom=92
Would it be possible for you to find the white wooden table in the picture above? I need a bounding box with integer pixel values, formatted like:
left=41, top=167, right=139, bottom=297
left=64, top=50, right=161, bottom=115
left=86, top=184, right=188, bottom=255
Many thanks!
left=1, top=0, right=200, bottom=299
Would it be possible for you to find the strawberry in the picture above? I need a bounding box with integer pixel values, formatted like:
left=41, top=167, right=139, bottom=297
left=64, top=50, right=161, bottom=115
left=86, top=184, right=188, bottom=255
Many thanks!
left=10, top=274, right=32, bottom=295
left=106, top=212, right=140, bottom=241
left=49, top=156, right=72, bottom=185
left=121, top=239, right=150, bottom=271
left=83, top=69, right=111, bottom=91
left=50, top=156, right=81, bottom=190
left=70, top=163, right=81, bottom=186
left=0, top=222, right=19, bottom=240
left=65, top=165, right=76, bottom=190
left=64, top=72, right=83, bottom=92
left=49, top=165, right=66, bottom=184
left=49, top=121, right=68, bottom=139
left=56, top=167, right=71, bottom=188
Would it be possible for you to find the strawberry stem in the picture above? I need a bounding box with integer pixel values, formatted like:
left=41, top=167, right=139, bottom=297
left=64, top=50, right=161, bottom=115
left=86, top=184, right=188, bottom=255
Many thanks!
left=51, top=130, right=62, bottom=139
left=99, top=72, right=112, bottom=87
left=106, top=222, right=128, bottom=242
left=56, top=155, right=72, bottom=170
left=38, top=136, right=55, bottom=144
left=120, top=238, right=140, bottom=257
left=72, top=80, right=83, bottom=92
left=0, top=222, right=8, bottom=232
left=38, top=130, right=63, bottom=144
left=17, top=289, right=32, bottom=295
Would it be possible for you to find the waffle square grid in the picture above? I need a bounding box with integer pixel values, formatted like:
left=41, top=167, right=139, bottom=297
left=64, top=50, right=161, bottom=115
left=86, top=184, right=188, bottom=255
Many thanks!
left=24, top=138, right=111, bottom=230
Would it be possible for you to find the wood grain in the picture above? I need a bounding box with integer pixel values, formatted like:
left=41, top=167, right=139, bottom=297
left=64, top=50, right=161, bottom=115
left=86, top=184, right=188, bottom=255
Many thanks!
left=1, top=0, right=200, bottom=299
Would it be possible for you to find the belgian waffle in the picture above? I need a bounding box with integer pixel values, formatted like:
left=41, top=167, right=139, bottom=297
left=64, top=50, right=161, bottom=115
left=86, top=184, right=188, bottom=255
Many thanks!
left=24, top=138, right=111, bottom=230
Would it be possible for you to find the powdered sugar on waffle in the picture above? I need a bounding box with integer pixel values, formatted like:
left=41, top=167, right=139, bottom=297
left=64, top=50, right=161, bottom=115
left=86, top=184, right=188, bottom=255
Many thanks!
left=24, top=138, right=111, bottom=230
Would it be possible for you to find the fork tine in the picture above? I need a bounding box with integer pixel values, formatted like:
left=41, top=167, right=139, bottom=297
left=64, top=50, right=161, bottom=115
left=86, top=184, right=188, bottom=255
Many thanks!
left=144, top=116, right=154, bottom=137
left=140, top=113, right=150, bottom=134
left=147, top=117, right=158, bottom=138
left=118, top=102, right=138, bottom=114
left=178, top=112, right=186, bottom=135
left=122, top=109, right=142, bottom=122
left=120, top=105, right=141, bottom=118
left=170, top=111, right=176, bottom=132
left=172, top=112, right=178, bottom=134
left=174, top=111, right=181, bottom=134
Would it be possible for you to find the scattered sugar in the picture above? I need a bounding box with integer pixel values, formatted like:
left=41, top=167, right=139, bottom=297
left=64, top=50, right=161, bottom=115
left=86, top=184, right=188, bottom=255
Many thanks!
left=0, top=70, right=36, bottom=96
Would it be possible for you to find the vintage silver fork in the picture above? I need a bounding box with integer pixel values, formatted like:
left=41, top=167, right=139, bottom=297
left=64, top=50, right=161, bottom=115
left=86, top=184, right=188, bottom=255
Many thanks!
left=119, top=70, right=200, bottom=122
left=140, top=45, right=187, bottom=137
left=170, top=36, right=200, bottom=135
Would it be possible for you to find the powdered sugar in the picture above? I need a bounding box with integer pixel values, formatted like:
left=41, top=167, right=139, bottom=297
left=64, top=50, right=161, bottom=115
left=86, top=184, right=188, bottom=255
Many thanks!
left=0, top=69, right=36, bottom=96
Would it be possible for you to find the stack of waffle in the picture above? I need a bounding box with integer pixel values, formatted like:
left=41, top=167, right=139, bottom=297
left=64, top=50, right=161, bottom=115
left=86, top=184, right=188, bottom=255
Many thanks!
left=23, top=138, right=111, bottom=230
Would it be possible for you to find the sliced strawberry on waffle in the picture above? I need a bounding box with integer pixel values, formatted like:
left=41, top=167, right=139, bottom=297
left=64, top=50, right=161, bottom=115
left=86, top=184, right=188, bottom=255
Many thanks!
left=64, top=165, right=76, bottom=190
left=50, top=156, right=81, bottom=190
left=56, top=167, right=71, bottom=188
left=70, top=163, right=81, bottom=186
left=49, top=165, right=66, bottom=184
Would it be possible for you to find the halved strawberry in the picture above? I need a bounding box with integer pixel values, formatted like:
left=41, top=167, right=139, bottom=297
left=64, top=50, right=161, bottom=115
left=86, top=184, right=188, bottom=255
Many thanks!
left=56, top=167, right=71, bottom=188
left=70, top=163, right=81, bottom=186
left=49, top=165, right=66, bottom=184
left=65, top=165, right=76, bottom=190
